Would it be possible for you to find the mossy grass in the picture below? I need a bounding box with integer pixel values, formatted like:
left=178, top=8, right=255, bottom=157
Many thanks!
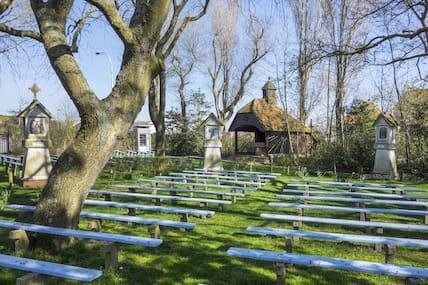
left=0, top=164, right=427, bottom=284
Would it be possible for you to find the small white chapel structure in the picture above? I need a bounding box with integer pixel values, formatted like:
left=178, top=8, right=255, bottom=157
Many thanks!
left=372, top=113, right=399, bottom=179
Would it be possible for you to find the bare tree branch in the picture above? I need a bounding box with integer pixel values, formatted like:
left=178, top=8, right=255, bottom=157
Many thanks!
left=0, top=23, right=42, bottom=41
left=86, top=0, right=134, bottom=45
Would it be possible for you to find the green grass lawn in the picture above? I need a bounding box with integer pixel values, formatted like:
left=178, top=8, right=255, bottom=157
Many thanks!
left=0, top=167, right=428, bottom=284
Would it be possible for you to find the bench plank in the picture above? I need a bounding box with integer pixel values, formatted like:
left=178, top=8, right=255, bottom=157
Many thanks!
left=155, top=175, right=260, bottom=187
left=269, top=202, right=428, bottom=216
left=112, top=184, right=245, bottom=197
left=0, top=219, right=162, bottom=247
left=168, top=172, right=268, bottom=184
left=0, top=254, right=102, bottom=282
left=226, top=247, right=428, bottom=279
left=286, top=184, right=425, bottom=193
left=5, top=204, right=195, bottom=230
left=261, top=213, right=428, bottom=231
left=276, top=195, right=428, bottom=207
left=246, top=226, right=428, bottom=248
left=189, top=169, right=278, bottom=179
left=90, top=190, right=232, bottom=205
left=288, top=180, right=414, bottom=188
left=282, top=189, right=428, bottom=200
left=138, top=179, right=257, bottom=191
left=84, top=200, right=215, bottom=217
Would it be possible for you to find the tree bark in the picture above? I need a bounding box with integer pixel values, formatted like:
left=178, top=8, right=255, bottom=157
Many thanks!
left=26, top=0, right=170, bottom=250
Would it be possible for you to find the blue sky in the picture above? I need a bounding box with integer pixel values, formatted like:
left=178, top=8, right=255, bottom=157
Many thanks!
left=0, top=2, right=277, bottom=123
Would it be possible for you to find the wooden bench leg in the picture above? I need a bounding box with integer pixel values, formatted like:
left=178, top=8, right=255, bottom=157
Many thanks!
left=200, top=202, right=208, bottom=209
left=217, top=204, right=224, bottom=211
left=128, top=208, right=136, bottom=216
left=104, top=194, right=112, bottom=201
left=16, top=272, right=46, bottom=285
left=274, top=262, right=286, bottom=285
left=292, top=221, right=301, bottom=243
left=285, top=237, right=293, bottom=253
left=89, top=220, right=102, bottom=232
left=424, top=207, right=428, bottom=224
left=148, top=225, right=160, bottom=239
left=9, top=230, right=29, bottom=252
left=230, top=191, right=237, bottom=203
left=405, top=277, right=421, bottom=285
left=384, top=244, right=396, bottom=264
left=170, top=191, right=177, bottom=205
left=154, top=198, right=161, bottom=206
left=375, top=227, right=384, bottom=253
left=100, top=242, right=119, bottom=270
left=179, top=213, right=189, bottom=223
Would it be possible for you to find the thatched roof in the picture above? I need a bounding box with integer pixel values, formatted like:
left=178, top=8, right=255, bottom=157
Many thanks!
left=233, top=98, right=311, bottom=133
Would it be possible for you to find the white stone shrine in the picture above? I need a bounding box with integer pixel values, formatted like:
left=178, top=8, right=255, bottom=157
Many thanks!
left=373, top=113, right=398, bottom=179
left=202, top=113, right=223, bottom=170
left=17, top=84, right=53, bottom=187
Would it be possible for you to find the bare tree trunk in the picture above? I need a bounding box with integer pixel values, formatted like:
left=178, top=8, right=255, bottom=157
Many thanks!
left=149, top=72, right=167, bottom=157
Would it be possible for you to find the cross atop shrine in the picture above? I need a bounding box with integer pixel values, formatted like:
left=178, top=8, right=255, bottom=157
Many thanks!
left=29, top=83, right=41, bottom=100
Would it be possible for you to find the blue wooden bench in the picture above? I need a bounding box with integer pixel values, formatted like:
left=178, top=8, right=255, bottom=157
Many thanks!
left=168, top=172, right=268, bottom=185
left=226, top=247, right=428, bottom=285
left=269, top=202, right=428, bottom=224
left=5, top=204, right=195, bottom=238
left=288, top=179, right=414, bottom=188
left=276, top=194, right=428, bottom=209
left=0, top=253, right=102, bottom=283
left=0, top=219, right=161, bottom=270
left=189, top=169, right=279, bottom=179
left=246, top=226, right=428, bottom=263
left=90, top=189, right=232, bottom=211
left=0, top=155, right=23, bottom=176
left=138, top=178, right=257, bottom=193
left=155, top=175, right=263, bottom=188
left=282, top=188, right=428, bottom=200
left=286, top=183, right=425, bottom=193
left=84, top=199, right=215, bottom=222
left=261, top=213, right=428, bottom=232
left=112, top=184, right=245, bottom=204
left=323, top=185, right=425, bottom=194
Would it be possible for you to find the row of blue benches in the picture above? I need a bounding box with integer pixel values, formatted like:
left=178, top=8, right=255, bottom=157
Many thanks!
left=228, top=179, right=428, bottom=284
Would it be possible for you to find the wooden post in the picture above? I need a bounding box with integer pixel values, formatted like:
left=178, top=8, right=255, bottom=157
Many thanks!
left=104, top=193, right=112, bottom=201
left=230, top=190, right=237, bottom=203
left=89, top=220, right=102, bottom=232
left=424, top=206, right=428, bottom=225
left=170, top=191, right=177, bottom=205
left=128, top=208, right=136, bottom=216
left=148, top=225, right=160, bottom=239
left=405, top=277, right=421, bottom=285
left=200, top=202, right=208, bottom=208
left=292, top=221, right=301, bottom=243
left=274, top=262, right=286, bottom=285
left=179, top=213, right=189, bottom=223
left=16, top=273, right=45, bottom=285
left=8, top=169, right=13, bottom=188
left=100, top=242, right=119, bottom=270
left=9, top=230, right=29, bottom=252
left=285, top=237, right=293, bottom=253
left=384, top=244, right=396, bottom=264
left=375, top=227, right=384, bottom=253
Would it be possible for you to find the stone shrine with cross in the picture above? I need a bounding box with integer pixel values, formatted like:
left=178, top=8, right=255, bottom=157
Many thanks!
left=17, top=84, right=53, bottom=187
